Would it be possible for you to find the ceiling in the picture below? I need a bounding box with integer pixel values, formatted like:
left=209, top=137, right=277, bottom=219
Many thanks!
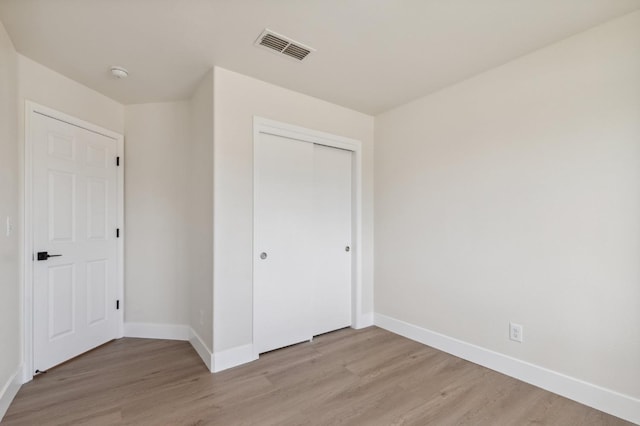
left=1, top=0, right=639, bottom=115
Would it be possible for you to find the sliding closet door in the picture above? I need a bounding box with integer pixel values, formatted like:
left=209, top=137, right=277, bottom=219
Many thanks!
left=254, top=130, right=353, bottom=355
left=254, top=133, right=314, bottom=354
left=312, top=145, right=352, bottom=336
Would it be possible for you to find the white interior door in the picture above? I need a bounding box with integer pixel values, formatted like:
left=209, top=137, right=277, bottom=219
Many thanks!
left=312, top=144, right=352, bottom=336
left=32, top=112, right=119, bottom=372
left=254, top=133, right=315, bottom=354
left=254, top=131, right=353, bottom=355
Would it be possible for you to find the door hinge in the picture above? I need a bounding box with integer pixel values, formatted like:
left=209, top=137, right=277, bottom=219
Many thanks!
left=116, top=300, right=120, bottom=310
left=116, top=228, right=120, bottom=238
left=116, top=156, right=120, bottom=166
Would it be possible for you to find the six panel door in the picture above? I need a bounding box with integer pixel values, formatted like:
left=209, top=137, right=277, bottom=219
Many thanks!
left=32, top=112, right=119, bottom=373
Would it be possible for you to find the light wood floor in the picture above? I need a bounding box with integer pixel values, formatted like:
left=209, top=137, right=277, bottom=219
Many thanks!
left=3, top=327, right=631, bottom=425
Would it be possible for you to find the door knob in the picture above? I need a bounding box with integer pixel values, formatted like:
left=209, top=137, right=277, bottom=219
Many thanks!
left=37, top=251, right=62, bottom=261
left=260, top=252, right=268, bottom=260
left=345, top=246, right=350, bottom=252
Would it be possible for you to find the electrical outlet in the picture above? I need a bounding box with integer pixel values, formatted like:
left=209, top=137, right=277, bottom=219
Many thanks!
left=509, top=322, right=523, bottom=343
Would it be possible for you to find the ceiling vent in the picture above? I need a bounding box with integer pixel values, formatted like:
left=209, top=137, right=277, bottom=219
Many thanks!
left=254, top=29, right=315, bottom=61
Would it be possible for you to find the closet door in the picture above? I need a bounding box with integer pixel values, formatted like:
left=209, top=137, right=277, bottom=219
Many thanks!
left=254, top=133, right=314, bottom=354
left=312, top=145, right=352, bottom=336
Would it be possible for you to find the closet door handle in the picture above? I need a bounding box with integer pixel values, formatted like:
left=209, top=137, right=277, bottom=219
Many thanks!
left=345, top=246, right=350, bottom=252
left=260, top=252, right=268, bottom=260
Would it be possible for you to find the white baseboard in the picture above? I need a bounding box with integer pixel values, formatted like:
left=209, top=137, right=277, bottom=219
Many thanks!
left=353, top=312, right=374, bottom=329
left=213, top=344, right=257, bottom=373
left=374, top=313, right=640, bottom=425
left=0, top=364, right=23, bottom=422
left=123, top=323, right=214, bottom=371
left=189, top=328, right=214, bottom=372
left=124, top=322, right=190, bottom=341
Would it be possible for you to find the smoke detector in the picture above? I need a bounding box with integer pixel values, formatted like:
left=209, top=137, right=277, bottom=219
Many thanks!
left=254, top=29, right=315, bottom=61
left=110, top=66, right=128, bottom=79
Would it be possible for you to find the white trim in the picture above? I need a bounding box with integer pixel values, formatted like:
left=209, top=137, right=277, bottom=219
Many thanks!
left=123, top=323, right=190, bottom=341
left=0, top=364, right=23, bottom=422
left=374, top=313, right=640, bottom=425
left=22, top=102, right=33, bottom=383
left=22, top=101, right=125, bottom=383
left=252, top=117, right=364, bottom=359
left=213, top=344, right=257, bottom=373
left=353, top=312, right=374, bottom=329
left=189, top=328, right=214, bottom=372
left=254, top=117, right=361, bottom=152
left=115, top=136, right=125, bottom=340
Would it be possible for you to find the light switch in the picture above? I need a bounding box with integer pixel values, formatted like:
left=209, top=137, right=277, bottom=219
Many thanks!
left=6, top=216, right=14, bottom=237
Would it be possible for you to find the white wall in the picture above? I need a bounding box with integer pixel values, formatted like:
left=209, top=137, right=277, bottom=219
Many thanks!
left=187, top=71, right=214, bottom=351
left=0, top=19, right=20, bottom=412
left=213, top=67, right=375, bottom=352
left=17, top=55, right=124, bottom=134
left=375, top=10, right=640, bottom=401
left=124, top=102, right=190, bottom=327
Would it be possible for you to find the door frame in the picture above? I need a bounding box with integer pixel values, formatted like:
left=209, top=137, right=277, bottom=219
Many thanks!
left=252, top=117, right=364, bottom=358
left=22, top=101, right=125, bottom=383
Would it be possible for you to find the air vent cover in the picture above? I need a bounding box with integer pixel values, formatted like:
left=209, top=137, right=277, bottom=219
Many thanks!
left=255, top=29, right=315, bottom=61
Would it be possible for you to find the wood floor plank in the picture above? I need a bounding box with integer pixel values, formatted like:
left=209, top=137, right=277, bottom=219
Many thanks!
left=2, top=327, right=632, bottom=426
